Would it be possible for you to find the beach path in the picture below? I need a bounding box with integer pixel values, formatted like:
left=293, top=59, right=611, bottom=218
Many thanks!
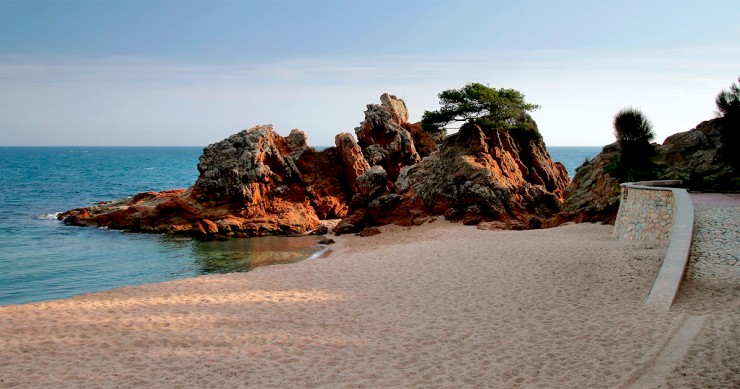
left=650, top=193, right=740, bottom=387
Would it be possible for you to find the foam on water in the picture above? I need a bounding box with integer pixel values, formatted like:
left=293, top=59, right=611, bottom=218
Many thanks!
left=35, top=212, right=61, bottom=221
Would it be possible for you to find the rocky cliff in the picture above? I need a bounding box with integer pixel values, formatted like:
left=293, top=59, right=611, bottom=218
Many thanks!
left=552, top=117, right=739, bottom=225
left=60, top=93, right=570, bottom=238
left=547, top=143, right=623, bottom=225
left=654, top=118, right=737, bottom=189
left=335, top=120, right=569, bottom=233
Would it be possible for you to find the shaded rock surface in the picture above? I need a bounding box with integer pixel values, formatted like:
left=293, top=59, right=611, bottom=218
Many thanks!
left=655, top=118, right=738, bottom=190
left=354, top=93, right=423, bottom=182
left=552, top=117, right=739, bottom=225
left=335, top=121, right=569, bottom=233
left=60, top=94, right=570, bottom=238
left=547, top=143, right=623, bottom=225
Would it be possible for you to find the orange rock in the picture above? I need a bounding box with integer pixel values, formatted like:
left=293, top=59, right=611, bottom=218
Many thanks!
left=60, top=95, right=571, bottom=239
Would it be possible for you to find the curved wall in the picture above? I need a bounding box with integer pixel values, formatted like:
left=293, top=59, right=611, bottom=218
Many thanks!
left=613, top=180, right=695, bottom=310
left=613, top=181, right=682, bottom=241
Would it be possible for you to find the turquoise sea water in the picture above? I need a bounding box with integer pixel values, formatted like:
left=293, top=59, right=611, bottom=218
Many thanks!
left=0, top=145, right=601, bottom=306
left=550, top=146, right=603, bottom=178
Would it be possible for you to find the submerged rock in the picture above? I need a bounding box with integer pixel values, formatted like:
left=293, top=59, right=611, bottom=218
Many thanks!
left=60, top=94, right=570, bottom=238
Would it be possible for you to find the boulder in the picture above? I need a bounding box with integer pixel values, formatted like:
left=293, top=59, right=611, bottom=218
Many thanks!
left=334, top=132, right=370, bottom=193
left=392, top=122, right=568, bottom=228
left=402, top=121, right=442, bottom=158
left=357, top=227, right=382, bottom=237
left=318, top=237, right=335, bottom=245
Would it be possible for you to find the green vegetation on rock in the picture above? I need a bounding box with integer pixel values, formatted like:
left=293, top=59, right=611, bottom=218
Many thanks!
left=612, top=107, right=656, bottom=181
left=557, top=78, right=740, bottom=225
left=421, top=83, right=541, bottom=141
left=715, top=78, right=740, bottom=169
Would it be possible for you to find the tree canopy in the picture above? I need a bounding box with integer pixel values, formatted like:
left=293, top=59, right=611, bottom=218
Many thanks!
left=421, top=83, right=540, bottom=133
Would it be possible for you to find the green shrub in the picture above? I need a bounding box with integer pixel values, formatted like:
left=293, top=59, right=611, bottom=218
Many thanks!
left=715, top=78, right=740, bottom=169
left=613, top=108, right=655, bottom=181
left=422, top=83, right=540, bottom=137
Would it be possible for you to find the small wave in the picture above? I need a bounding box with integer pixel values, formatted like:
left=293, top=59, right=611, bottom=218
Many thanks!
left=144, top=167, right=154, bottom=170
left=35, top=212, right=61, bottom=221
left=307, top=244, right=331, bottom=260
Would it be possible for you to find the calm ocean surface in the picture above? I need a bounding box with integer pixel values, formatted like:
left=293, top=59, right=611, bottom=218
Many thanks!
left=0, top=145, right=601, bottom=305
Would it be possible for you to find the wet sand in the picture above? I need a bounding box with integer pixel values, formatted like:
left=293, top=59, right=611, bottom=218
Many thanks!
left=0, top=220, right=737, bottom=388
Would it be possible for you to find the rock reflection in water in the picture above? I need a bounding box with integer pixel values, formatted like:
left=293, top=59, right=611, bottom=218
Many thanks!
left=190, top=235, right=324, bottom=274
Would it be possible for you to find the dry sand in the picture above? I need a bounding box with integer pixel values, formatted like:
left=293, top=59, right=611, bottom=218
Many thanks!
left=0, top=220, right=737, bottom=388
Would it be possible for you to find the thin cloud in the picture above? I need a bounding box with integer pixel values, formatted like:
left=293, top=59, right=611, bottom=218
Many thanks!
left=0, top=47, right=737, bottom=146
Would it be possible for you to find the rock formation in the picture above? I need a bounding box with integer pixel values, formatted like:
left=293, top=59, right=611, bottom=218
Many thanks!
left=552, top=117, right=739, bottom=225
left=354, top=93, right=422, bottom=181
left=334, top=120, right=569, bottom=233
left=61, top=126, right=351, bottom=238
left=60, top=94, right=571, bottom=238
left=547, top=143, right=623, bottom=225
left=654, top=118, right=737, bottom=190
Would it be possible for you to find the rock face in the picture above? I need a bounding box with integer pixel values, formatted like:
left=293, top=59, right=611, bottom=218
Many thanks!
left=60, top=94, right=571, bottom=238
left=335, top=120, right=569, bottom=233
left=333, top=96, right=569, bottom=233
left=552, top=117, right=739, bottom=225
left=354, top=93, right=422, bottom=182
left=61, top=126, right=351, bottom=238
left=548, top=143, right=623, bottom=225
left=654, top=118, right=737, bottom=190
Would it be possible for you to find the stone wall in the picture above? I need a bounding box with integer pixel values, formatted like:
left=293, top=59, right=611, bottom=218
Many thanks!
left=613, top=180, right=696, bottom=309
left=613, top=181, right=681, bottom=240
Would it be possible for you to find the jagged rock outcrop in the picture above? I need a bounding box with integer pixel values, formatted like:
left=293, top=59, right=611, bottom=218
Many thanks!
left=60, top=126, right=352, bottom=238
left=334, top=132, right=370, bottom=193
left=654, top=118, right=737, bottom=190
left=60, top=94, right=571, bottom=238
left=355, top=93, right=423, bottom=181
left=335, top=121, right=570, bottom=233
left=550, top=117, right=739, bottom=225
left=547, top=143, right=623, bottom=225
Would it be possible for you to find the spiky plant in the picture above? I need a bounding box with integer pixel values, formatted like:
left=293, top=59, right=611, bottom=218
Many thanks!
left=715, top=78, right=740, bottom=118
left=715, top=78, right=740, bottom=169
left=613, top=108, right=655, bottom=144
left=612, top=108, right=655, bottom=181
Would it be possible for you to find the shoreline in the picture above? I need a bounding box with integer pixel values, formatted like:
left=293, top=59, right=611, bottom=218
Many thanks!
left=0, top=232, right=329, bottom=307
left=1, top=220, right=737, bottom=387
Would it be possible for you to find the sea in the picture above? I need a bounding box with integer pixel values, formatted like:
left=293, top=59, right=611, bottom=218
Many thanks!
left=0, top=145, right=601, bottom=306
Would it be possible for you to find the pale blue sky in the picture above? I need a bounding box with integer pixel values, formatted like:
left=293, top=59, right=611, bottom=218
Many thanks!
left=1, top=0, right=738, bottom=146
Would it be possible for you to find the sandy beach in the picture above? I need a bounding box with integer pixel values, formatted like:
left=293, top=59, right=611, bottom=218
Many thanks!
left=1, top=220, right=737, bottom=388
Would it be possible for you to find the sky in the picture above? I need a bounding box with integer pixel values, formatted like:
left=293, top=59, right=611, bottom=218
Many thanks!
left=1, top=0, right=738, bottom=147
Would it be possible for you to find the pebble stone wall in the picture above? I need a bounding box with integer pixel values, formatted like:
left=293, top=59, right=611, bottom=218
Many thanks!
left=613, top=183, right=678, bottom=241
